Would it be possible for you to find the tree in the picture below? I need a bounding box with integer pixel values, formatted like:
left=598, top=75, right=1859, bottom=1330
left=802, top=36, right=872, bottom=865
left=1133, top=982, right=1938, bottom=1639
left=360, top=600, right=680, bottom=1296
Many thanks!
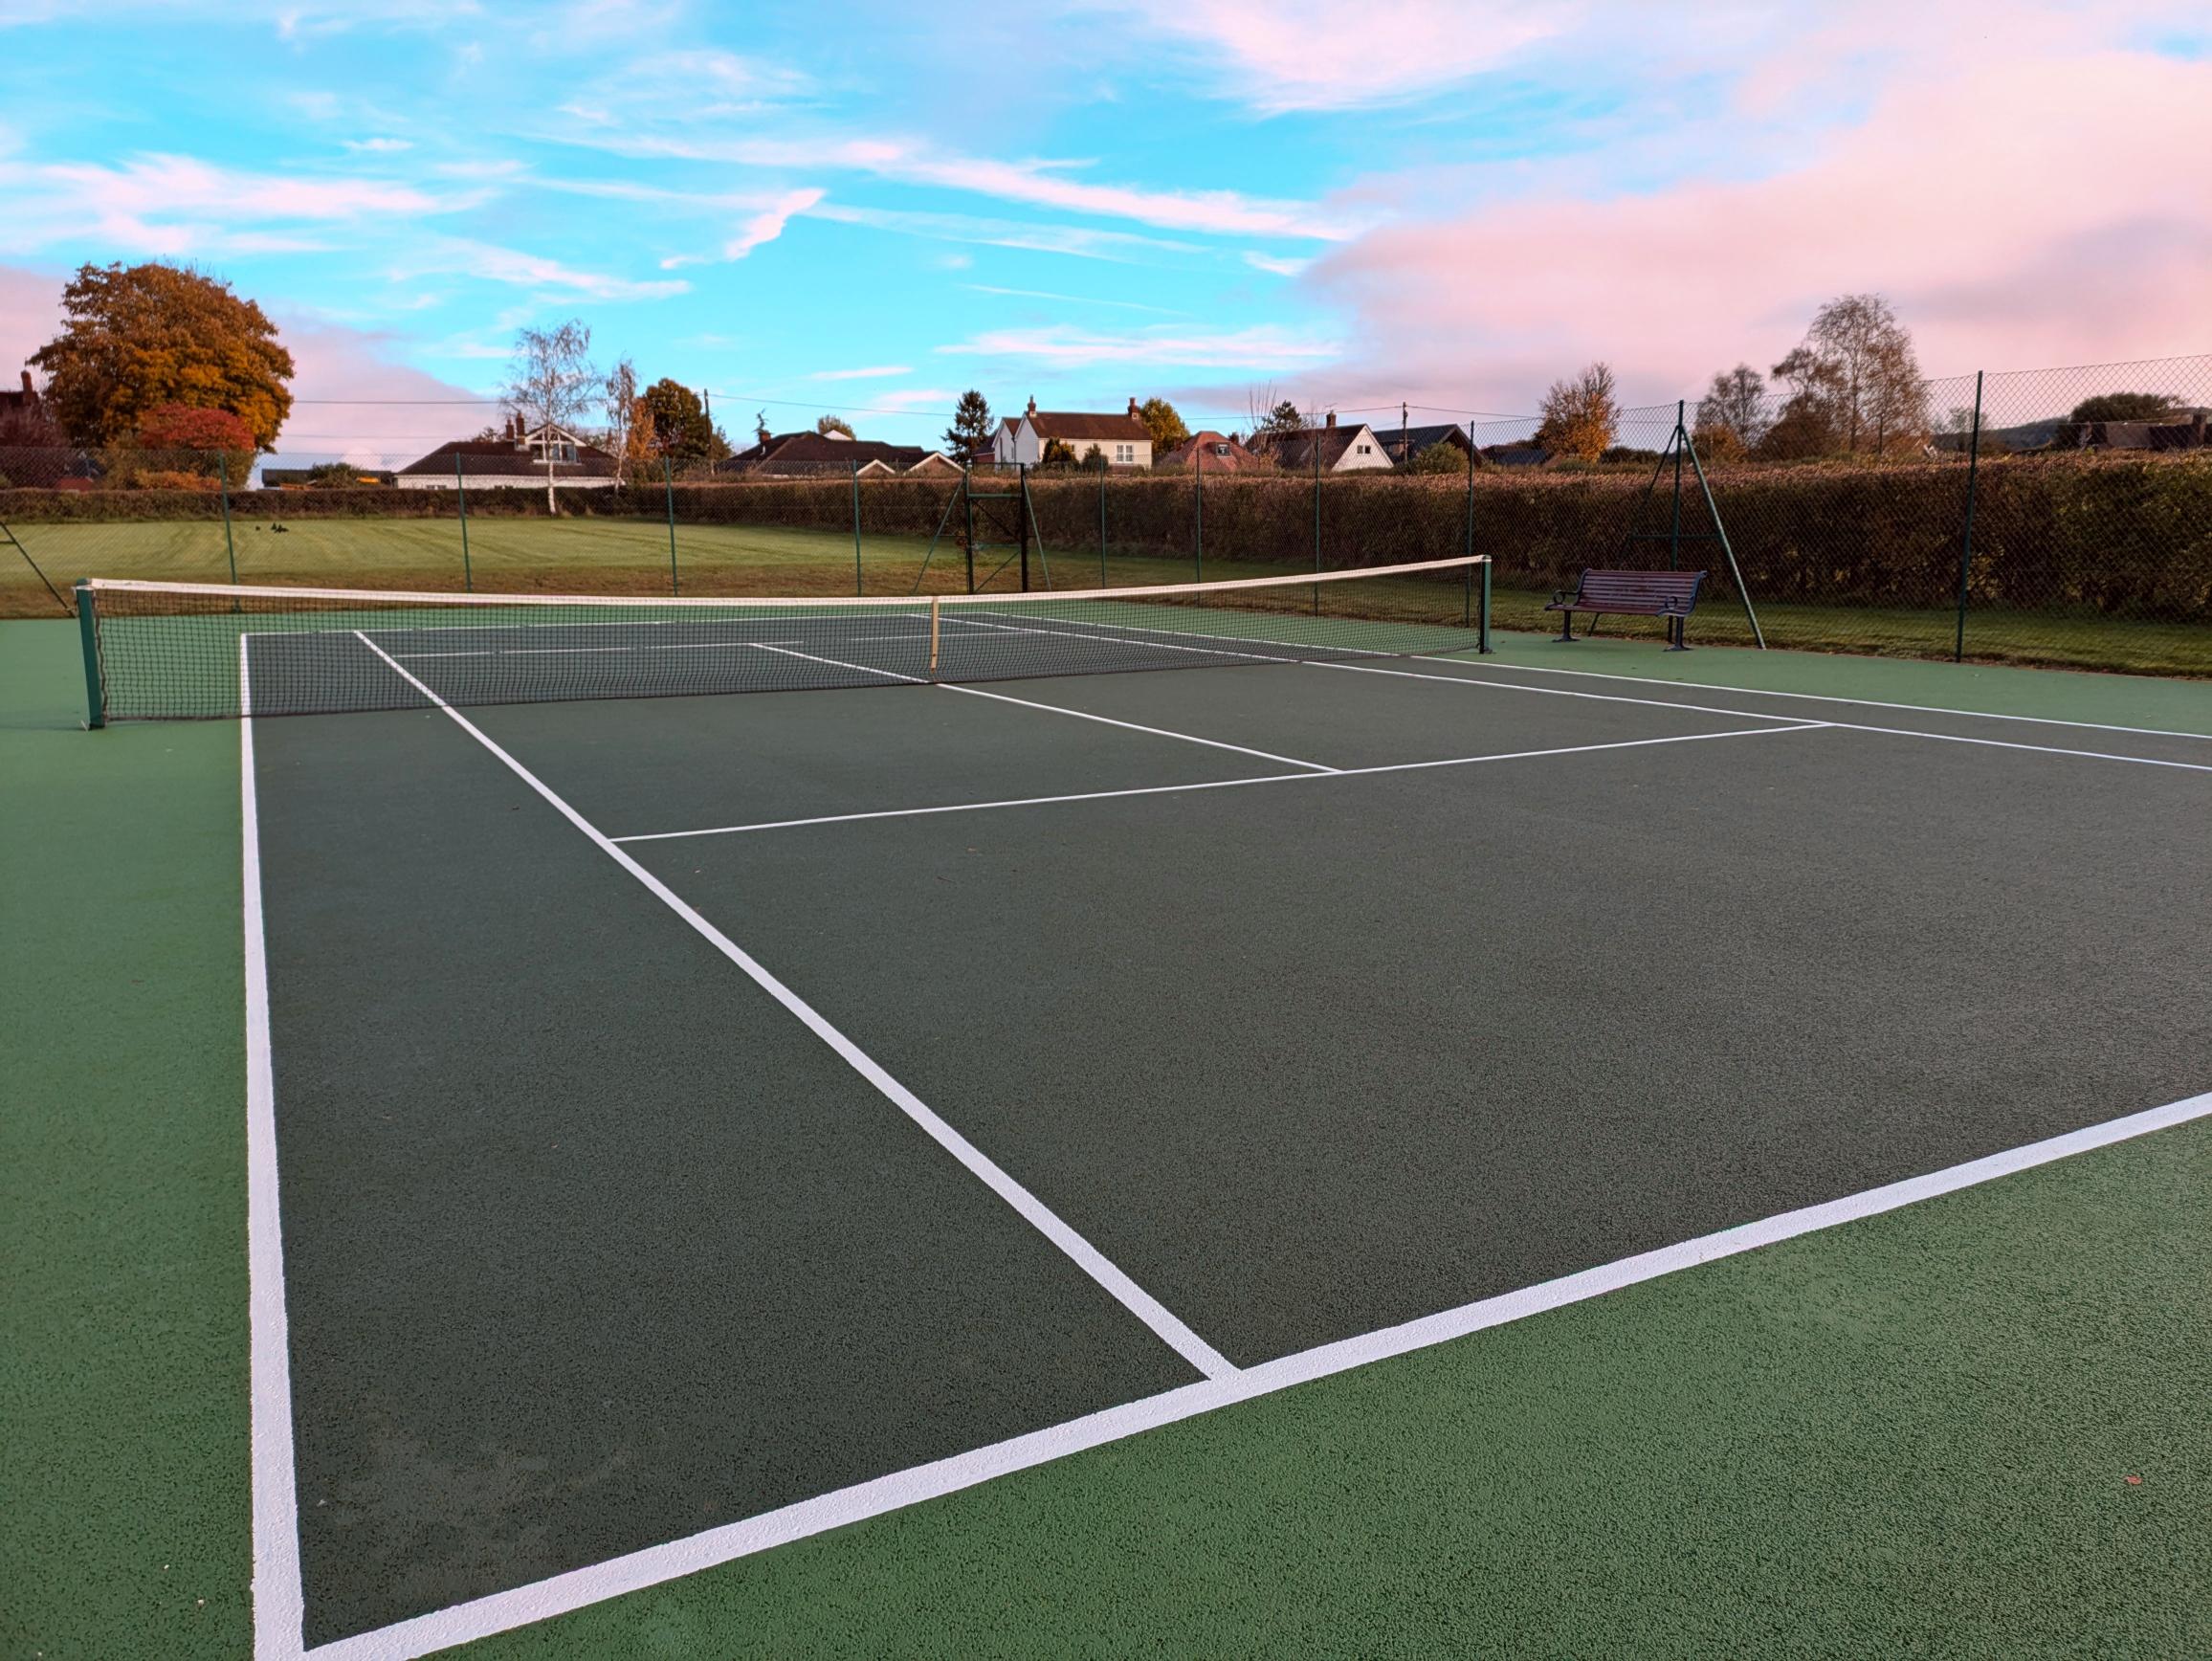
left=1404, top=437, right=1468, bottom=475
left=1137, top=397, right=1188, bottom=451
left=640, top=378, right=718, bottom=464
left=31, top=261, right=295, bottom=449
left=1694, top=364, right=1769, bottom=454
left=504, top=320, right=597, bottom=512
left=943, top=389, right=993, bottom=459
left=303, top=461, right=371, bottom=488
left=135, top=403, right=257, bottom=483
left=1079, top=443, right=1109, bottom=473
left=602, top=358, right=639, bottom=485
left=1250, top=398, right=1306, bottom=440
left=1039, top=436, right=1078, bottom=471
left=2066, top=391, right=2179, bottom=423
left=816, top=413, right=854, bottom=438
left=1534, top=362, right=1619, bottom=461
left=1771, top=294, right=1926, bottom=456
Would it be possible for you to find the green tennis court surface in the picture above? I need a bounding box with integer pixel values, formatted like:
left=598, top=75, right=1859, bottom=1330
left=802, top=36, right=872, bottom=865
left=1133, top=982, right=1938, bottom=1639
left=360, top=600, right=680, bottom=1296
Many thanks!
left=6, top=609, right=2208, bottom=1658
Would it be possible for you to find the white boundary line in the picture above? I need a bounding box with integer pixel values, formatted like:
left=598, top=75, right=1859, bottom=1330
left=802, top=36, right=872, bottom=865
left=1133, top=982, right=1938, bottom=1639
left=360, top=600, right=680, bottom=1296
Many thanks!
left=344, top=630, right=1234, bottom=1391
left=610, top=723, right=1824, bottom=844
left=1318, top=661, right=2212, bottom=775
left=746, top=641, right=1339, bottom=772
left=1405, top=653, right=2212, bottom=742
left=242, top=638, right=309, bottom=1661
left=301, top=1085, right=2212, bottom=1660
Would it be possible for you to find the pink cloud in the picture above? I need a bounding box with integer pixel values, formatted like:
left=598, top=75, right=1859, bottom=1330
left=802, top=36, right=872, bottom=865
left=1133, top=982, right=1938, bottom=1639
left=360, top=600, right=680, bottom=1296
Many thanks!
left=265, top=314, right=503, bottom=466
left=1309, top=45, right=2212, bottom=414
left=722, top=188, right=824, bottom=259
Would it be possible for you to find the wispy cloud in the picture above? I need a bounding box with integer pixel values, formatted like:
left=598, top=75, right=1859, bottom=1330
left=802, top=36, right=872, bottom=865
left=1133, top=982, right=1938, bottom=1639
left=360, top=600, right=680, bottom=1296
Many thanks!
left=1100, top=0, right=1559, bottom=113
left=939, top=323, right=1340, bottom=370
left=809, top=365, right=913, bottom=380
left=1243, top=251, right=1311, bottom=277
left=809, top=203, right=1200, bottom=264
left=963, top=284, right=1186, bottom=316
left=342, top=136, right=412, bottom=153
left=395, top=238, right=691, bottom=299
left=725, top=187, right=823, bottom=258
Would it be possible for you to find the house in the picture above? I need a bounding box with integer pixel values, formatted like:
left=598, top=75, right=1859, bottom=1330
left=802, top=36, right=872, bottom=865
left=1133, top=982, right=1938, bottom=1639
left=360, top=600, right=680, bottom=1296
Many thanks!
left=1158, top=431, right=1267, bottom=473
left=0, top=369, right=38, bottom=422
left=1376, top=422, right=1475, bottom=467
left=395, top=415, right=620, bottom=490
left=722, top=431, right=959, bottom=476
left=993, top=397, right=1152, bottom=470
left=1249, top=412, right=1393, bottom=473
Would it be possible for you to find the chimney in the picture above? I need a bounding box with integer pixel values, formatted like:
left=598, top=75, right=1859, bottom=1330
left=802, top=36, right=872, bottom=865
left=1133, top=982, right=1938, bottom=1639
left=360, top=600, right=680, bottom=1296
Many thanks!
left=18, top=370, right=31, bottom=396
left=1128, top=397, right=1139, bottom=417
left=1325, top=410, right=1337, bottom=430
left=1026, top=395, right=1037, bottom=417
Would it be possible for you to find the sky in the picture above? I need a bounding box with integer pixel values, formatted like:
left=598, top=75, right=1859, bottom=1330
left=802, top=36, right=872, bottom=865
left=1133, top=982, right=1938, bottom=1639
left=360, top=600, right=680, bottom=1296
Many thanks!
left=1, top=0, right=2208, bottom=463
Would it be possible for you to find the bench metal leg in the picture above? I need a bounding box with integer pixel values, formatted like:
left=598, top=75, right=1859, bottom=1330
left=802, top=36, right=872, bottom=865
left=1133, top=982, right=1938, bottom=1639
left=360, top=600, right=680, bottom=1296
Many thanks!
left=1665, top=614, right=1691, bottom=651
left=1553, top=610, right=1577, bottom=642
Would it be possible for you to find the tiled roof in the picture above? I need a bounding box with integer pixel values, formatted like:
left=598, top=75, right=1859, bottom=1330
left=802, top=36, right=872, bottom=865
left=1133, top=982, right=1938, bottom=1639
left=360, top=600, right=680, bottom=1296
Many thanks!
left=1021, top=410, right=1149, bottom=443
left=1159, top=431, right=1268, bottom=471
left=395, top=438, right=617, bottom=477
left=724, top=432, right=933, bottom=471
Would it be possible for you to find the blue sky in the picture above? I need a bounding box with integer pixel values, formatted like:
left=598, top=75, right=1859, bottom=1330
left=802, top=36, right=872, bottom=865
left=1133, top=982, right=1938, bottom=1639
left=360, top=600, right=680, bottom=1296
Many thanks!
left=2, top=1, right=2207, bottom=462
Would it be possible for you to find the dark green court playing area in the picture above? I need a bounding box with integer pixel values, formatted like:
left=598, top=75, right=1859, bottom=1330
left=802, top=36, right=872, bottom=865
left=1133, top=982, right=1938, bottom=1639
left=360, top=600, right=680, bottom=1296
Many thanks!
left=6, top=597, right=2209, bottom=1659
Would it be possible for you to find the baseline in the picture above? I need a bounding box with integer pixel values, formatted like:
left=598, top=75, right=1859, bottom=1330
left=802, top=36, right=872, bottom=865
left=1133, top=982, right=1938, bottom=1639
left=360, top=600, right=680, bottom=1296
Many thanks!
left=301, top=1085, right=2212, bottom=1660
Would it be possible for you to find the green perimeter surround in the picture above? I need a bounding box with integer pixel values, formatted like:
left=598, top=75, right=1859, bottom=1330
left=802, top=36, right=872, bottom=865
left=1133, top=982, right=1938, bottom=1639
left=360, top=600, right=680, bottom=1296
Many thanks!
left=2, top=617, right=2205, bottom=1657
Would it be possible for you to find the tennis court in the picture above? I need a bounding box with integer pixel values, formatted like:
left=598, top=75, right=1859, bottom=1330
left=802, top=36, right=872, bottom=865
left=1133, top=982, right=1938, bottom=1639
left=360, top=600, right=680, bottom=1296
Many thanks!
left=15, top=560, right=2212, bottom=1657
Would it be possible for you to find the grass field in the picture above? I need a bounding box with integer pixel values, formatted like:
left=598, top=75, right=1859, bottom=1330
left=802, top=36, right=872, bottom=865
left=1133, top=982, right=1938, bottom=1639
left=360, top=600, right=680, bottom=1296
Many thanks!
left=6, top=617, right=2210, bottom=1658
left=7, top=513, right=2207, bottom=675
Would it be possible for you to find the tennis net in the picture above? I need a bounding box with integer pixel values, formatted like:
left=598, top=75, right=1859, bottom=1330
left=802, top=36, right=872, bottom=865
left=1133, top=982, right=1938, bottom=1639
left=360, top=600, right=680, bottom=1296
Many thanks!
left=77, top=555, right=1491, bottom=723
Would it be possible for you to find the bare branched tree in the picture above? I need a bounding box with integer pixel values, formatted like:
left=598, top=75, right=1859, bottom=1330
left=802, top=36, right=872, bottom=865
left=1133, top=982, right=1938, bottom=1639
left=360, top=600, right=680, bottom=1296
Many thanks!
left=602, top=357, right=638, bottom=487
left=1694, top=364, right=1769, bottom=455
left=504, top=320, right=597, bottom=513
left=1772, top=294, right=1926, bottom=456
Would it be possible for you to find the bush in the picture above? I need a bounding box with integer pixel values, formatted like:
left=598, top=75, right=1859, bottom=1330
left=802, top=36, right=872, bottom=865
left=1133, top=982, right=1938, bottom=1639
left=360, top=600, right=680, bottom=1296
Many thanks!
left=133, top=469, right=221, bottom=492
left=1404, top=441, right=1469, bottom=475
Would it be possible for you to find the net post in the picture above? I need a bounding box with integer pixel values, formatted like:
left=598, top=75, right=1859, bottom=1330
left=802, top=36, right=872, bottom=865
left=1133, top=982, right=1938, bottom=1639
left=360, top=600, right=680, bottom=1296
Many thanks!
left=663, top=453, right=680, bottom=595
left=851, top=458, right=864, bottom=594
left=928, top=596, right=940, bottom=677
left=453, top=451, right=473, bottom=590
left=1954, top=369, right=1983, bottom=662
left=76, top=581, right=104, bottom=729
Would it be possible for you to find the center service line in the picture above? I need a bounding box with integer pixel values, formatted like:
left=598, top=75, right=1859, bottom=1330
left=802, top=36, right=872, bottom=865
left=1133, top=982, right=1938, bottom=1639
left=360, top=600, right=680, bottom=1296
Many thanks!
left=346, top=632, right=1235, bottom=1387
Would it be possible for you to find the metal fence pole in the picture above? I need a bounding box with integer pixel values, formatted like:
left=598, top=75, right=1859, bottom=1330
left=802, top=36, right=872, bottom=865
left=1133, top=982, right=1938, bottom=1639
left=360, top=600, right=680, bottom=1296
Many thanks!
left=1953, top=370, right=1984, bottom=662
left=1669, top=400, right=1685, bottom=571
left=453, top=451, right=473, bottom=591
left=851, top=459, right=864, bottom=594
left=663, top=453, right=679, bottom=594
left=1193, top=453, right=1203, bottom=583
left=1098, top=469, right=1107, bottom=586
left=1017, top=462, right=1031, bottom=591
left=218, top=455, right=239, bottom=589
left=1311, top=438, right=1322, bottom=613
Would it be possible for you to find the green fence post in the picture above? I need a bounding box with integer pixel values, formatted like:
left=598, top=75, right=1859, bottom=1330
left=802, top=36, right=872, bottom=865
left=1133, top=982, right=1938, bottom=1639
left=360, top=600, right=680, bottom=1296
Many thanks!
left=1953, top=370, right=1983, bottom=663
left=1479, top=559, right=1493, bottom=653
left=1098, top=469, right=1108, bottom=587
left=1017, top=463, right=1031, bottom=592
left=218, top=456, right=239, bottom=588
left=1669, top=400, right=1686, bottom=570
left=852, top=459, right=864, bottom=594
left=962, top=466, right=977, bottom=594
left=76, top=581, right=104, bottom=729
left=1193, top=453, right=1204, bottom=583
left=664, top=453, right=680, bottom=595
left=453, top=451, right=473, bottom=591
left=1311, top=436, right=1322, bottom=612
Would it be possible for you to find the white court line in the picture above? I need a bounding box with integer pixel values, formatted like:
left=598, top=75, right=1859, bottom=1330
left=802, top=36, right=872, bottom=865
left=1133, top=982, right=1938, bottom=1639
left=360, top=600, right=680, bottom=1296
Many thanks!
left=1405, top=653, right=2212, bottom=743
left=746, top=642, right=1339, bottom=773
left=611, top=723, right=1824, bottom=844
left=1318, top=661, right=2212, bottom=776
left=301, top=1083, right=2212, bottom=1661
left=241, top=641, right=309, bottom=1661
left=346, top=631, right=1234, bottom=1387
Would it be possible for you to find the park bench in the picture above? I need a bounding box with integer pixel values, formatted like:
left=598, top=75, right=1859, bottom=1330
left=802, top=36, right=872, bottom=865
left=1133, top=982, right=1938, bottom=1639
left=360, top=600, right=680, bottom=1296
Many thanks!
left=1546, top=568, right=1707, bottom=650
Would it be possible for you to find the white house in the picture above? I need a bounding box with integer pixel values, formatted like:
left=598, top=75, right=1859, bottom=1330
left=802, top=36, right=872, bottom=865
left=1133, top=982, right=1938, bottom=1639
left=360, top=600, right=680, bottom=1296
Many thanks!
left=993, top=396, right=1153, bottom=469
left=1251, top=413, right=1394, bottom=474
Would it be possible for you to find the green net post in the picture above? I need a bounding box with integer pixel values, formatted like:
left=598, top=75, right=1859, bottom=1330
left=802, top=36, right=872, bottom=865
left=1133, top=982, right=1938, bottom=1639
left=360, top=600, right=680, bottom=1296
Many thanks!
left=663, top=453, right=680, bottom=595
left=1193, top=454, right=1204, bottom=583
left=1954, top=369, right=1983, bottom=662
left=852, top=459, right=864, bottom=594
left=453, top=451, right=473, bottom=591
left=76, top=582, right=104, bottom=729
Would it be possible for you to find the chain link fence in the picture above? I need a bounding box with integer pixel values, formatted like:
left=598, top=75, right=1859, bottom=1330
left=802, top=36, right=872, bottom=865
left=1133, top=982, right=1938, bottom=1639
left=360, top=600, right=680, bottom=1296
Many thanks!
left=5, top=353, right=2207, bottom=675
